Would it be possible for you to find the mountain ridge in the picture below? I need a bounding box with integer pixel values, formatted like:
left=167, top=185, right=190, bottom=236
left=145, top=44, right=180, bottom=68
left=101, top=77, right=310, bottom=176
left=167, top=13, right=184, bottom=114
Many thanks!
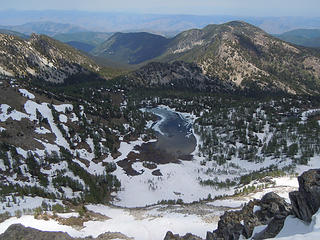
left=1, top=21, right=320, bottom=96
left=109, top=21, right=320, bottom=95
left=0, top=21, right=87, bottom=36
left=0, top=33, right=100, bottom=83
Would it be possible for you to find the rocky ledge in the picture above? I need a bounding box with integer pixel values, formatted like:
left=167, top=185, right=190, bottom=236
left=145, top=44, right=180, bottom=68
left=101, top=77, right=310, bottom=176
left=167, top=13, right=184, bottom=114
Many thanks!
left=164, top=169, right=320, bottom=240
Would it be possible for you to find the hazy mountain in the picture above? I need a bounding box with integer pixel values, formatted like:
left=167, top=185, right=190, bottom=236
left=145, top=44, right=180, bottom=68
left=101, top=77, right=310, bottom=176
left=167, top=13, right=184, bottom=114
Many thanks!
left=2, top=10, right=320, bottom=35
left=91, top=32, right=170, bottom=64
left=66, top=41, right=95, bottom=53
left=53, top=31, right=113, bottom=46
left=0, top=21, right=87, bottom=36
left=275, top=29, right=320, bottom=48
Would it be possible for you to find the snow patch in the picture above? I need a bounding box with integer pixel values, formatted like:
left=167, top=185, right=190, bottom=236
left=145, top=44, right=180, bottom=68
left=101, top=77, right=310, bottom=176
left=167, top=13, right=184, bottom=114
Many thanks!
left=35, top=126, right=51, bottom=134
left=54, top=104, right=73, bottom=113
left=19, top=89, right=35, bottom=99
left=59, top=114, right=68, bottom=123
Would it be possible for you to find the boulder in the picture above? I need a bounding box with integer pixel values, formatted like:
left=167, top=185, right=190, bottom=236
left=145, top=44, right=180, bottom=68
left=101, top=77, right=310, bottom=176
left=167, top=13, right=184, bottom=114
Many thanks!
left=256, top=192, right=292, bottom=224
left=289, top=169, right=320, bottom=222
left=163, top=231, right=203, bottom=240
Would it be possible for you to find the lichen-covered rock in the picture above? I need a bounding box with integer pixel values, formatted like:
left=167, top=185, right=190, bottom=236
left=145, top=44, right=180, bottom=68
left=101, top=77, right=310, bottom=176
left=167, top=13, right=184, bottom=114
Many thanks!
left=289, top=169, right=320, bottom=222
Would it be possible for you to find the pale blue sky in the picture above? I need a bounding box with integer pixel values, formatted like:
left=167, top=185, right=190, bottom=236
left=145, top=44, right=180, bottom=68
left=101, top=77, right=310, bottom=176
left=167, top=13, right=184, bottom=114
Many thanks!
left=1, top=0, right=319, bottom=17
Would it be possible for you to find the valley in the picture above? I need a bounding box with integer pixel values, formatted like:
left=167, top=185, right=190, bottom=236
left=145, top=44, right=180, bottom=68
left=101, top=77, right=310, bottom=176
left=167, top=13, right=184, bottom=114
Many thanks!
left=1, top=71, right=320, bottom=240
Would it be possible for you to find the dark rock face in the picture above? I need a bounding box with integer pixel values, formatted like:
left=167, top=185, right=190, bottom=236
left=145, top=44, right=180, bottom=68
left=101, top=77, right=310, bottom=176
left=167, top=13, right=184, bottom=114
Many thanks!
left=210, top=200, right=257, bottom=240
left=257, top=192, right=292, bottom=224
left=251, top=192, right=292, bottom=240
left=208, top=193, right=291, bottom=240
left=289, top=169, right=320, bottom=223
left=252, top=215, right=287, bottom=240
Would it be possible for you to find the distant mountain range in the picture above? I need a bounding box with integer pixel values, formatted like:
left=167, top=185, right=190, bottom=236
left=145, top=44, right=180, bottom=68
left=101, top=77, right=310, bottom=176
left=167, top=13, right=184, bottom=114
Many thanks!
left=1, top=21, right=320, bottom=95
left=0, top=21, right=86, bottom=36
left=1, top=10, right=320, bottom=34
left=276, top=29, right=320, bottom=48
left=66, top=41, right=95, bottom=53
left=53, top=32, right=113, bottom=46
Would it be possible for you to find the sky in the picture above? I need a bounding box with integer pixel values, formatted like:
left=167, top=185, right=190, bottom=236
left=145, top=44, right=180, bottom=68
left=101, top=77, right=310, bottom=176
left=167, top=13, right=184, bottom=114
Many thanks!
left=1, top=0, right=320, bottom=17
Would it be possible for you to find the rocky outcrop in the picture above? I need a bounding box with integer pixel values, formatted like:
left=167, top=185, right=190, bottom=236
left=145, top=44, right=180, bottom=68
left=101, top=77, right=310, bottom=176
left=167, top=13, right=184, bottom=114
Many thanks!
left=163, top=192, right=291, bottom=240
left=251, top=192, right=292, bottom=240
left=207, top=192, right=291, bottom=240
left=208, top=200, right=258, bottom=240
left=164, top=231, right=202, bottom=240
left=289, top=169, right=320, bottom=223
left=163, top=169, right=320, bottom=240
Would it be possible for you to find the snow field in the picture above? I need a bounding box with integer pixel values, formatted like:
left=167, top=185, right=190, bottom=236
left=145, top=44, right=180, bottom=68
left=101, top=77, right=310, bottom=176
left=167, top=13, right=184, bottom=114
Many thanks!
left=0, top=204, right=218, bottom=240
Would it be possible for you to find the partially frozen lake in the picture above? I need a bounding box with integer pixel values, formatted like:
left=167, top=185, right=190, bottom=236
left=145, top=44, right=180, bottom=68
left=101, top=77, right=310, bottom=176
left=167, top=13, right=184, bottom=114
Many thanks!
left=146, top=106, right=197, bottom=157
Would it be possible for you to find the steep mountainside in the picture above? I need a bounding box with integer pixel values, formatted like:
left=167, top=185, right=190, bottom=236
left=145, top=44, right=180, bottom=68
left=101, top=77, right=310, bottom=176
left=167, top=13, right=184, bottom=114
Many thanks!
left=92, top=32, right=170, bottom=64
left=0, top=73, right=150, bottom=206
left=0, top=33, right=99, bottom=83
left=275, top=29, right=320, bottom=48
left=124, top=61, right=235, bottom=93
left=158, top=21, right=320, bottom=95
